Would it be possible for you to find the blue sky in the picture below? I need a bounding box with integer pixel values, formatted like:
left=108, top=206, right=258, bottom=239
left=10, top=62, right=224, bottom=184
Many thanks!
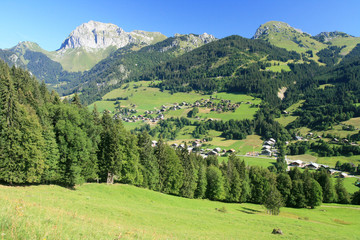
left=1, top=0, right=359, bottom=51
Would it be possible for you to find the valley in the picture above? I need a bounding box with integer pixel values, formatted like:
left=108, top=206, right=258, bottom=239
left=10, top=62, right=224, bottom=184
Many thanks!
left=1, top=17, right=360, bottom=240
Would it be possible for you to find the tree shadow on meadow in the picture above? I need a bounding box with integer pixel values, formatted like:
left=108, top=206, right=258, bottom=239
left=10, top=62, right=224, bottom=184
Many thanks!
left=237, top=207, right=262, bottom=214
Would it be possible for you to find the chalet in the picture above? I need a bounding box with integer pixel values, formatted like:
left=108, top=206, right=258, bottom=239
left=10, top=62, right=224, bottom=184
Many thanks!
left=289, top=160, right=304, bottom=167
left=306, top=162, right=319, bottom=170
left=339, top=172, right=348, bottom=178
left=207, top=150, right=218, bottom=156
left=214, top=147, right=222, bottom=153
left=295, top=136, right=302, bottom=141
left=261, top=149, right=272, bottom=156
left=262, top=145, right=272, bottom=150
left=227, top=149, right=236, bottom=153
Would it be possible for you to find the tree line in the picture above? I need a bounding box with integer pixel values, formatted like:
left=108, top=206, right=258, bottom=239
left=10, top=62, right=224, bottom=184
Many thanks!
left=1, top=61, right=360, bottom=214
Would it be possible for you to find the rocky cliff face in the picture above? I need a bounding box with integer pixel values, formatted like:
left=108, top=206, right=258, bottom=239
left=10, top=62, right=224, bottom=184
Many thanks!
left=58, top=20, right=166, bottom=52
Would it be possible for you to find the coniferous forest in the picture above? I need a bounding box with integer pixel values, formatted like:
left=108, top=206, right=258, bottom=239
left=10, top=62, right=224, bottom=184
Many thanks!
left=1, top=60, right=359, bottom=213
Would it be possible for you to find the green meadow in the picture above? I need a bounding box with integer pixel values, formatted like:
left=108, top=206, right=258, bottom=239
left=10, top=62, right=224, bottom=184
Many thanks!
left=1, top=184, right=359, bottom=240
left=0, top=184, right=360, bottom=240
left=88, top=81, right=260, bottom=121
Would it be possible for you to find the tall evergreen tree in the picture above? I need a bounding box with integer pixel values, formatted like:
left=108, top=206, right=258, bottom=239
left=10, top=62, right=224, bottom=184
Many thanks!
left=194, top=163, right=207, bottom=199
left=0, top=63, right=45, bottom=184
left=97, top=111, right=124, bottom=184
left=154, top=139, right=183, bottom=195
left=335, top=178, right=350, bottom=204
left=315, top=169, right=335, bottom=203
left=178, top=147, right=198, bottom=198
left=206, top=165, right=225, bottom=201
left=137, top=131, right=159, bottom=190
left=264, top=185, right=283, bottom=215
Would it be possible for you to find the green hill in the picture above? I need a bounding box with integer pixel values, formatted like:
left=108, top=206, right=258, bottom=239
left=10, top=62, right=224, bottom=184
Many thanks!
left=1, top=183, right=359, bottom=240
left=253, top=21, right=327, bottom=56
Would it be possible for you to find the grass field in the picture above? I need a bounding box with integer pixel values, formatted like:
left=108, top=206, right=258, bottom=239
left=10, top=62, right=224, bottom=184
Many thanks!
left=1, top=184, right=359, bottom=240
left=275, top=100, right=304, bottom=127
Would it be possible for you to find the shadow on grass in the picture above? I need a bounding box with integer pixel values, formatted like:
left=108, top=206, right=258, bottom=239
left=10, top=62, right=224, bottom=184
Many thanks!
left=0, top=181, right=77, bottom=190
left=237, top=207, right=261, bottom=214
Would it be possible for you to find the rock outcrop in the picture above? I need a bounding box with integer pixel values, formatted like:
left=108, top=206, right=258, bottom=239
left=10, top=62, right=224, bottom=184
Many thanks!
left=58, top=20, right=166, bottom=52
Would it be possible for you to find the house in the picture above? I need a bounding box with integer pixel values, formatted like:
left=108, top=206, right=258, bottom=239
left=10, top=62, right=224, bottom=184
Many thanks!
left=306, top=162, right=319, bottom=170
left=261, top=149, right=272, bottom=156
left=207, top=150, right=218, bottom=156
left=264, top=140, right=275, bottom=146
left=295, top=136, right=303, bottom=141
left=227, top=149, right=236, bottom=154
left=339, top=172, right=348, bottom=178
left=262, top=145, right=272, bottom=150
left=213, top=147, right=222, bottom=153
left=151, top=140, right=158, bottom=147
left=171, top=143, right=178, bottom=148
left=289, top=160, right=304, bottom=167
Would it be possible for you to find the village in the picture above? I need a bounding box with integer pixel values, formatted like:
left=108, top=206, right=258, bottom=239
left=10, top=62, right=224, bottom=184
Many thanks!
left=150, top=136, right=359, bottom=180
left=112, top=97, right=249, bottom=123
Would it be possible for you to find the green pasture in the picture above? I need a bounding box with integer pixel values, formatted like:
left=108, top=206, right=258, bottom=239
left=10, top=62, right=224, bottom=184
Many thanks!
left=1, top=184, right=359, bottom=240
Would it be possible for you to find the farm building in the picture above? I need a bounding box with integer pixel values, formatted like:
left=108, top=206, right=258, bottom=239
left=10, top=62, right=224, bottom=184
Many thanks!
left=289, top=160, right=304, bottom=168
left=306, top=162, right=319, bottom=170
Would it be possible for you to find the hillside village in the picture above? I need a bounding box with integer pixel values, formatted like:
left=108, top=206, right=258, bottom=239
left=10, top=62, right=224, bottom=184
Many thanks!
left=112, top=97, right=248, bottom=123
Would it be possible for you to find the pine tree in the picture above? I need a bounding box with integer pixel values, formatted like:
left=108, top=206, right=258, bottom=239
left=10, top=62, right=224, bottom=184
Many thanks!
left=97, top=112, right=124, bottom=184
left=154, top=139, right=183, bottom=195
left=264, top=185, right=283, bottom=215
left=137, top=131, right=159, bottom=190
left=315, top=169, right=335, bottom=203
left=304, top=178, right=323, bottom=209
left=276, top=173, right=292, bottom=204
left=0, top=63, right=45, bottom=184
left=194, top=163, right=207, bottom=199
left=335, top=178, right=350, bottom=204
left=206, top=165, right=225, bottom=201
left=288, top=180, right=306, bottom=208
left=178, top=147, right=198, bottom=198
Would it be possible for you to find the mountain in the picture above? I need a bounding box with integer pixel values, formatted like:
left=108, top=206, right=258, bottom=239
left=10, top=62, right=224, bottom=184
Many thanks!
left=253, top=21, right=360, bottom=65
left=253, top=21, right=327, bottom=54
left=0, top=21, right=167, bottom=73
left=51, top=21, right=167, bottom=72
left=76, top=33, right=216, bottom=104
left=314, top=31, right=360, bottom=56
left=58, top=20, right=165, bottom=51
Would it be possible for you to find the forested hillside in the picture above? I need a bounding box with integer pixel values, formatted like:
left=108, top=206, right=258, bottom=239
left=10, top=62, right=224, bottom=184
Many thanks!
left=1, top=60, right=360, bottom=210
left=76, top=34, right=216, bottom=104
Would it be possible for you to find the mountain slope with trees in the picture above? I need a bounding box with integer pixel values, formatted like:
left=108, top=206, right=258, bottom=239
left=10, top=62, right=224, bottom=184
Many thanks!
left=0, top=60, right=359, bottom=210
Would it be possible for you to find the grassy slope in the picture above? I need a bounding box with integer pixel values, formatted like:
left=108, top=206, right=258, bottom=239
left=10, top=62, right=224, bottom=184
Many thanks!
left=89, top=81, right=260, bottom=122
left=1, top=184, right=359, bottom=240
left=328, top=37, right=360, bottom=56
left=46, top=46, right=118, bottom=72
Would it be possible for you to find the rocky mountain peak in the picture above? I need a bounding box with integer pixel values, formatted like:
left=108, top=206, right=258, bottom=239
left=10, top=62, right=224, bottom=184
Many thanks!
left=253, top=21, right=305, bottom=39
left=58, top=20, right=166, bottom=52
